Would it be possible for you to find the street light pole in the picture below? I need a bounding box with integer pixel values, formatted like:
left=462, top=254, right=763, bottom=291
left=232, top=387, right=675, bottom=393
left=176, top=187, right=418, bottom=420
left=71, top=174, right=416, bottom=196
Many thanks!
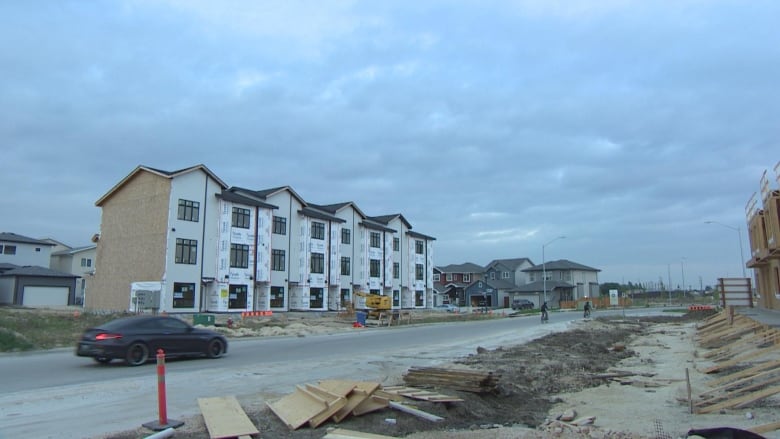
left=667, top=263, right=672, bottom=305
left=681, top=257, right=686, bottom=298
left=704, top=221, right=747, bottom=278
left=542, top=236, right=566, bottom=305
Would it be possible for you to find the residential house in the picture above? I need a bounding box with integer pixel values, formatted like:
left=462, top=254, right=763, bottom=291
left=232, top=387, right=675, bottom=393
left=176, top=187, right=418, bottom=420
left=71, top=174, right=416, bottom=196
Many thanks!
left=520, top=259, right=601, bottom=308
left=746, top=165, right=780, bottom=310
left=88, top=164, right=436, bottom=313
left=50, top=244, right=97, bottom=304
left=463, top=279, right=501, bottom=308
left=434, top=262, right=485, bottom=306
left=484, top=257, right=535, bottom=307
left=0, top=232, right=55, bottom=267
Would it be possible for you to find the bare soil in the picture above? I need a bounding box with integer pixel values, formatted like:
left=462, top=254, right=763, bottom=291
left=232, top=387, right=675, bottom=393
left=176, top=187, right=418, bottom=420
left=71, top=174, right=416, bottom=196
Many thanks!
left=104, top=312, right=728, bottom=439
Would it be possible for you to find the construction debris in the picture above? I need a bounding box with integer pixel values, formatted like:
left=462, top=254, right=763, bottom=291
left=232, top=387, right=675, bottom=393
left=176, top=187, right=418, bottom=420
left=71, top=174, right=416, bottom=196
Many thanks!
left=693, top=309, right=780, bottom=416
left=402, top=366, right=500, bottom=393
left=197, top=396, right=259, bottom=439
left=266, top=380, right=461, bottom=430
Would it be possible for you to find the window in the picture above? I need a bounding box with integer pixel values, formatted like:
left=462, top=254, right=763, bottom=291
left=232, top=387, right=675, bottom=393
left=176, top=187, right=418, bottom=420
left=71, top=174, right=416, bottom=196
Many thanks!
left=415, top=264, right=424, bottom=280
left=341, top=228, right=351, bottom=244
left=230, top=243, right=249, bottom=268
left=172, top=282, right=195, bottom=308
left=175, top=239, right=197, bottom=264
left=35, top=247, right=40, bottom=252
left=272, top=249, right=285, bottom=271
left=393, top=237, right=400, bottom=251
left=393, top=262, right=400, bottom=279
left=415, top=240, right=424, bottom=254
left=270, top=286, right=284, bottom=308
left=80, top=258, right=92, bottom=267
left=311, top=221, right=325, bottom=240
left=370, top=259, right=381, bottom=277
left=502, top=271, right=510, bottom=279
left=370, top=232, right=381, bottom=248
left=232, top=207, right=250, bottom=229
left=229, top=284, right=248, bottom=309
left=177, top=199, right=199, bottom=222
left=273, top=216, right=287, bottom=235
left=433, top=273, right=440, bottom=281
left=311, top=253, right=325, bottom=274
left=2, top=245, right=16, bottom=255
left=490, top=272, right=495, bottom=279
left=446, top=273, right=452, bottom=281
left=463, top=274, right=471, bottom=283
left=341, top=257, right=350, bottom=275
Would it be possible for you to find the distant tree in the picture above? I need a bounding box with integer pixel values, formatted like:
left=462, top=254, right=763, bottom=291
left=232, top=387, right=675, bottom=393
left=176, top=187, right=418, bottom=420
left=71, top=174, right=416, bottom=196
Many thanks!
left=600, top=282, right=621, bottom=296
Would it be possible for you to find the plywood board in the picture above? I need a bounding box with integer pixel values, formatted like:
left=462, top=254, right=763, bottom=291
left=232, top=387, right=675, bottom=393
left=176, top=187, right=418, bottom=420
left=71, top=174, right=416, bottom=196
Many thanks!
left=267, top=385, right=328, bottom=430
left=197, top=396, right=259, bottom=439
left=381, top=386, right=464, bottom=402
left=327, top=381, right=381, bottom=423
left=352, top=395, right=390, bottom=416
left=305, top=384, right=348, bottom=428
left=323, top=428, right=397, bottom=439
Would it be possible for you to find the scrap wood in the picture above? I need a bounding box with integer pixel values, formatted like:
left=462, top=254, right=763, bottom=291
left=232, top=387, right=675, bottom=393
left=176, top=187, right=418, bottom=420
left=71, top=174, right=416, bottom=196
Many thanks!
left=699, top=322, right=764, bottom=349
left=197, top=396, right=260, bottom=439
left=380, top=385, right=464, bottom=402
left=707, top=359, right=780, bottom=387
left=403, top=366, right=499, bottom=393
left=696, top=384, right=780, bottom=414
left=696, top=372, right=780, bottom=408
left=322, top=428, right=397, bottom=439
left=304, top=384, right=349, bottom=428
left=748, top=420, right=780, bottom=435
left=703, top=345, right=780, bottom=374
left=704, top=329, right=777, bottom=359
left=696, top=315, right=753, bottom=340
left=267, top=385, right=329, bottom=430
left=388, top=401, right=443, bottom=422
left=699, top=367, right=780, bottom=399
left=589, top=370, right=656, bottom=380
left=325, top=381, right=381, bottom=423
left=352, top=395, right=390, bottom=416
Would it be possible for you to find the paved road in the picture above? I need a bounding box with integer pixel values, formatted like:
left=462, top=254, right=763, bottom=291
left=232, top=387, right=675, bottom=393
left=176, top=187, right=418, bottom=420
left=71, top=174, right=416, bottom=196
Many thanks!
left=0, top=307, right=704, bottom=438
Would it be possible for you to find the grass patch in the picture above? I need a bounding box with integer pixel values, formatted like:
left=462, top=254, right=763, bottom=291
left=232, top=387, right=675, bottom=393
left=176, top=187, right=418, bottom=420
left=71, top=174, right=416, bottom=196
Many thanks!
left=0, top=307, right=126, bottom=352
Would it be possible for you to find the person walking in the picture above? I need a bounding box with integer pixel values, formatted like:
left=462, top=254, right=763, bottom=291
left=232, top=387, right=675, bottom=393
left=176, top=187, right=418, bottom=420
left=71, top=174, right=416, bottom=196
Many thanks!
left=540, top=301, right=549, bottom=323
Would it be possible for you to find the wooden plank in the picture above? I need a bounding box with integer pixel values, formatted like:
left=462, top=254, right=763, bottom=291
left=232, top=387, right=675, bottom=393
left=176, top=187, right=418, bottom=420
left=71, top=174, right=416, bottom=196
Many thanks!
left=323, top=428, right=397, bottom=439
left=318, top=380, right=359, bottom=398
left=699, top=367, right=780, bottom=398
left=388, top=401, right=443, bottom=422
left=380, top=386, right=463, bottom=402
left=696, top=385, right=780, bottom=414
left=707, top=359, right=780, bottom=387
left=703, top=345, right=780, bottom=374
left=267, top=385, right=328, bottom=430
left=352, top=395, right=389, bottom=416
left=696, top=372, right=780, bottom=408
left=748, top=421, right=780, bottom=434
left=197, top=396, right=259, bottom=439
left=305, top=384, right=349, bottom=428
left=329, top=382, right=381, bottom=423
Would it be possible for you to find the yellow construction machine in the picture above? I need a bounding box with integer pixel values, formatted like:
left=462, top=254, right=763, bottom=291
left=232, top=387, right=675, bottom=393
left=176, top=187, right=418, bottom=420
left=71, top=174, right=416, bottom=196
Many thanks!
left=355, top=292, right=391, bottom=318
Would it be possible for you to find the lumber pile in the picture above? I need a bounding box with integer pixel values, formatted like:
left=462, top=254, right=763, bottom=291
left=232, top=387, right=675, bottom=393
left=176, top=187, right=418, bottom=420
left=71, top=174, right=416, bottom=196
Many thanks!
left=693, top=309, right=780, bottom=417
left=267, top=380, right=460, bottom=430
left=402, top=366, right=500, bottom=393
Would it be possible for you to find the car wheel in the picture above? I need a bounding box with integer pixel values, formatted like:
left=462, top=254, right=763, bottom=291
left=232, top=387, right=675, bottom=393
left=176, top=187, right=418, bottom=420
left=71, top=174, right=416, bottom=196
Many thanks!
left=206, top=338, right=225, bottom=359
left=93, top=357, right=112, bottom=364
left=126, top=342, right=149, bottom=366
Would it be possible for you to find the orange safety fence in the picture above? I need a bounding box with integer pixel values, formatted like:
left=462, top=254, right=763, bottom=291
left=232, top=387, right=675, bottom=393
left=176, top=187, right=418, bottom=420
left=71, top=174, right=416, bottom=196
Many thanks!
left=241, top=311, right=274, bottom=319
left=688, top=305, right=714, bottom=311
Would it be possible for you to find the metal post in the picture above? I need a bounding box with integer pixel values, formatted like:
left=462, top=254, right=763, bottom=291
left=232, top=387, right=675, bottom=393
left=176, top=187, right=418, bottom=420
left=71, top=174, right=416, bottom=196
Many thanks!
left=142, top=350, right=183, bottom=431
left=681, top=257, right=686, bottom=299
left=667, top=264, right=672, bottom=305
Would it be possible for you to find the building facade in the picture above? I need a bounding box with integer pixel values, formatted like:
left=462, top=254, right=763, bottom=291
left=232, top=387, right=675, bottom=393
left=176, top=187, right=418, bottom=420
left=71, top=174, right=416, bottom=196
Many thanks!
left=746, top=164, right=780, bottom=310
left=88, top=164, right=436, bottom=313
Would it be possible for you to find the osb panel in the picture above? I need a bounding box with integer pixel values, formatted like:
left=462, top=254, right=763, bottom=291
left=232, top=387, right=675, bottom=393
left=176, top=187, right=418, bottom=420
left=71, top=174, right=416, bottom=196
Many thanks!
left=88, top=171, right=170, bottom=311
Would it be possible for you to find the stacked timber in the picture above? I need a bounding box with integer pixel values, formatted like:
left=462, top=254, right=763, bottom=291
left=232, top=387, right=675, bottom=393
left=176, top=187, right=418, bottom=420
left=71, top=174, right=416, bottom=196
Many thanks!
left=402, top=366, right=500, bottom=393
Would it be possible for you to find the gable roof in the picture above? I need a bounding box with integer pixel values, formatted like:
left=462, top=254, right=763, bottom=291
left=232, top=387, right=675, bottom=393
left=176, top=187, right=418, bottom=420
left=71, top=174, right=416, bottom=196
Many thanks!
left=309, top=202, right=367, bottom=219
left=369, top=214, right=412, bottom=229
left=51, top=245, right=97, bottom=256
left=0, top=265, right=78, bottom=278
left=435, top=262, right=484, bottom=273
left=407, top=230, right=436, bottom=241
left=96, top=164, right=228, bottom=206
left=485, top=257, right=534, bottom=271
left=0, top=233, right=56, bottom=246
left=217, top=188, right=278, bottom=209
left=522, top=259, right=600, bottom=272
left=361, top=218, right=396, bottom=233
left=233, top=185, right=308, bottom=207
left=299, top=206, right=346, bottom=223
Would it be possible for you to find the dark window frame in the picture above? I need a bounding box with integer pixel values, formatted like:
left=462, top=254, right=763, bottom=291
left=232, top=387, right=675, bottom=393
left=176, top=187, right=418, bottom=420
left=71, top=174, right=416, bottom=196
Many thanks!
left=272, top=249, right=285, bottom=271
left=177, top=199, right=200, bottom=222
left=311, top=252, right=325, bottom=274
left=341, top=228, right=351, bottom=244
left=341, top=256, right=350, bottom=276
left=370, top=232, right=381, bottom=248
left=175, top=238, right=198, bottom=264
left=230, top=243, right=250, bottom=268
left=311, top=221, right=325, bottom=240
left=232, top=207, right=251, bottom=229
left=370, top=259, right=381, bottom=277
left=273, top=216, right=287, bottom=235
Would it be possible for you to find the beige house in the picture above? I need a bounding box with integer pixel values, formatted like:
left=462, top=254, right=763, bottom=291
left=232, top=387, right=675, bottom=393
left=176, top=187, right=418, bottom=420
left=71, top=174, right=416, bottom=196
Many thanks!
left=746, top=163, right=780, bottom=310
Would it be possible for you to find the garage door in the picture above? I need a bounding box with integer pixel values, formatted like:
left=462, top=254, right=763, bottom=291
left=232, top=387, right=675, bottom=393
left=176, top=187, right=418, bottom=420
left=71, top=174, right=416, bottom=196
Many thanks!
left=22, top=286, right=69, bottom=307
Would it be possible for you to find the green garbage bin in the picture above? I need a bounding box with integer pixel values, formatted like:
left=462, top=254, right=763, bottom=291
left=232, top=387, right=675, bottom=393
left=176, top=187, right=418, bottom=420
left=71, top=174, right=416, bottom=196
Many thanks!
left=193, top=314, right=215, bottom=326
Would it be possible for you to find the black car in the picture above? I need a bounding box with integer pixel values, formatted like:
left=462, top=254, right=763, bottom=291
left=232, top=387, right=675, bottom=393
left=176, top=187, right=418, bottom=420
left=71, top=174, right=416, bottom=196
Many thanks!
left=512, top=299, right=535, bottom=310
left=75, top=315, right=228, bottom=366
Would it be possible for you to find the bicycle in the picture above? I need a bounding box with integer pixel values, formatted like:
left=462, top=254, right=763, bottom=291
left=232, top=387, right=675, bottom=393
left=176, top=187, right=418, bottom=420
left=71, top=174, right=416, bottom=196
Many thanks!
left=583, top=308, right=591, bottom=319
left=541, top=311, right=549, bottom=323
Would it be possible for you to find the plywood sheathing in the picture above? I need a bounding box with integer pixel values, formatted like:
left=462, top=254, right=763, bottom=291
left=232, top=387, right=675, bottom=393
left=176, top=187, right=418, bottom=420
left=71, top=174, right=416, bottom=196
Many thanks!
left=304, top=384, right=349, bottom=428
left=197, top=396, right=260, bottom=439
left=322, top=428, right=397, bottom=439
left=267, top=385, right=329, bottom=430
left=319, top=381, right=380, bottom=423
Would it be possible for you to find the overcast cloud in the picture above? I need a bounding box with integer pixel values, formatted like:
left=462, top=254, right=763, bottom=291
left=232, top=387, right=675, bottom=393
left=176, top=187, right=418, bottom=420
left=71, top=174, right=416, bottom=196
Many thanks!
left=2, top=0, right=777, bottom=289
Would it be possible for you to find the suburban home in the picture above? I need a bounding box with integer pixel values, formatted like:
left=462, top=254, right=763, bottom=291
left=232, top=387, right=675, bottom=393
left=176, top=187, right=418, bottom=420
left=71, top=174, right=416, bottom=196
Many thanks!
left=746, top=166, right=780, bottom=311
left=463, top=279, right=502, bottom=308
left=88, top=164, right=436, bottom=314
left=49, top=244, right=97, bottom=305
left=520, top=259, right=601, bottom=308
left=434, top=262, right=485, bottom=306
left=0, top=232, right=55, bottom=267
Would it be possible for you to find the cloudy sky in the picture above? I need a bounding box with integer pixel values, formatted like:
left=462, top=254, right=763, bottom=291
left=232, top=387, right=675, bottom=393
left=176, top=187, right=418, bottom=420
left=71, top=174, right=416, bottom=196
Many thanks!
left=2, top=0, right=777, bottom=289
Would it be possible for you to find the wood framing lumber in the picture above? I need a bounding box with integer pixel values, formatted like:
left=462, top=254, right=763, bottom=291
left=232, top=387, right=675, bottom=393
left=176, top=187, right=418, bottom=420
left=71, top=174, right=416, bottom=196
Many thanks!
left=696, top=385, right=780, bottom=414
left=372, top=389, right=407, bottom=402
left=700, top=367, right=780, bottom=398
left=388, top=401, right=443, bottom=422
left=267, top=385, right=328, bottom=430
left=704, top=329, right=777, bottom=359
left=707, top=359, right=780, bottom=387
left=747, top=421, right=780, bottom=434
left=305, top=384, right=349, bottom=428
left=352, top=395, right=390, bottom=416
left=380, top=386, right=464, bottom=402
left=699, top=321, right=763, bottom=349
left=197, top=396, right=259, bottom=439
left=323, top=428, right=397, bottom=439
